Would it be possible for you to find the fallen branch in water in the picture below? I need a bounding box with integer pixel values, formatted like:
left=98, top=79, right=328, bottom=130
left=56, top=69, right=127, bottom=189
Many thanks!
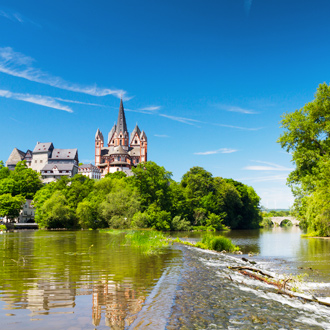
left=228, top=265, right=330, bottom=308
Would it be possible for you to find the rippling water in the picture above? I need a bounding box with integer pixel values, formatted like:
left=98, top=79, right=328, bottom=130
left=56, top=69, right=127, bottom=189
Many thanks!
left=1, top=229, right=330, bottom=329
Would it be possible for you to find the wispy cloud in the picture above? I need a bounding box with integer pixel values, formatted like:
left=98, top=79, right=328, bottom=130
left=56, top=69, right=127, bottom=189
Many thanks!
left=194, top=148, right=237, bottom=155
left=244, top=0, right=253, bottom=16
left=139, top=106, right=161, bottom=111
left=54, top=97, right=105, bottom=107
left=0, top=47, right=127, bottom=99
left=217, top=104, right=258, bottom=114
left=213, top=123, right=262, bottom=131
left=238, top=174, right=288, bottom=183
left=159, top=114, right=202, bottom=126
left=154, top=134, right=169, bottom=138
left=0, top=7, right=40, bottom=27
left=0, top=89, right=73, bottom=112
left=243, top=161, right=293, bottom=171
left=126, top=105, right=161, bottom=115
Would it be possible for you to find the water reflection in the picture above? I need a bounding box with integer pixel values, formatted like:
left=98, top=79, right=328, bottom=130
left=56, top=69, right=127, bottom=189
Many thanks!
left=0, top=230, right=178, bottom=329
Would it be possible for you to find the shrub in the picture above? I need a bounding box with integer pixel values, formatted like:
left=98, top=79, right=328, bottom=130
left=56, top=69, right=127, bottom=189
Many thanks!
left=201, top=234, right=238, bottom=252
left=171, top=216, right=191, bottom=231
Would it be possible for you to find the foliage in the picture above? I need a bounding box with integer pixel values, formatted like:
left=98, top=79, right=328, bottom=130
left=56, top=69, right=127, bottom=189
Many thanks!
left=123, top=230, right=169, bottom=254
left=260, top=217, right=274, bottom=228
left=99, top=182, right=140, bottom=228
left=0, top=193, right=25, bottom=222
left=30, top=160, right=262, bottom=230
left=171, top=216, right=191, bottom=231
left=199, top=234, right=238, bottom=252
left=0, top=161, right=42, bottom=199
left=35, top=191, right=75, bottom=228
left=0, top=224, right=6, bottom=231
left=278, top=83, right=330, bottom=236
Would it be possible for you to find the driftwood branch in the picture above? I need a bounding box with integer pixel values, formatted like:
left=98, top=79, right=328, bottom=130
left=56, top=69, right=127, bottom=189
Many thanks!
left=228, top=266, right=330, bottom=308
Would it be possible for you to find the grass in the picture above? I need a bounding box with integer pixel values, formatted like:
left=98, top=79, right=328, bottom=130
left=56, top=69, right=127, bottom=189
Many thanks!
left=100, top=228, right=169, bottom=254
left=124, top=230, right=169, bottom=254
left=171, top=234, right=239, bottom=253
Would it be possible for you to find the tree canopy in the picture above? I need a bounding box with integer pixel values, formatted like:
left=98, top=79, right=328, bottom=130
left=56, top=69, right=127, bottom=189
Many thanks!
left=278, top=83, right=330, bottom=236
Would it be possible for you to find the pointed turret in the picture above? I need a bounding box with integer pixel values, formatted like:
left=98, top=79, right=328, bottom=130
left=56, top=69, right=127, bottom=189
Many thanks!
left=116, top=99, right=128, bottom=134
left=130, top=124, right=141, bottom=144
left=95, top=128, right=104, bottom=142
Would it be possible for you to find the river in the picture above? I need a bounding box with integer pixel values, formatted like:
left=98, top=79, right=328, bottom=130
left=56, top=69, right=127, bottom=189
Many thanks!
left=0, top=228, right=330, bottom=329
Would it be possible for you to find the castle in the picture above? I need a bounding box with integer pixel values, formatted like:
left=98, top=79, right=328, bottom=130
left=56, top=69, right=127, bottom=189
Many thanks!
left=95, top=99, right=147, bottom=177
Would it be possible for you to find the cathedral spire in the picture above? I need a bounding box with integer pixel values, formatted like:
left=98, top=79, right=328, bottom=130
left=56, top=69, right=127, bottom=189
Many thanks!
left=116, top=99, right=128, bottom=134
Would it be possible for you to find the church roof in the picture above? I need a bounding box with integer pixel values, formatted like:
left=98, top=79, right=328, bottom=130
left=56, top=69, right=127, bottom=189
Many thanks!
left=128, top=147, right=140, bottom=157
left=33, top=142, right=54, bottom=154
left=108, top=124, right=116, bottom=144
left=116, top=99, right=128, bottom=134
left=130, top=124, right=141, bottom=144
left=112, top=145, right=128, bottom=155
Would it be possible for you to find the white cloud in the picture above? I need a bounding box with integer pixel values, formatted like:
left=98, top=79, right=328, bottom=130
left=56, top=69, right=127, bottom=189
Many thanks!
left=0, top=8, right=39, bottom=26
left=139, top=106, right=161, bottom=111
left=154, top=134, right=169, bottom=138
left=0, top=47, right=127, bottom=99
left=159, top=114, right=201, bottom=126
left=54, top=97, right=105, bottom=107
left=243, top=161, right=293, bottom=171
left=238, top=174, right=288, bottom=183
left=213, top=123, right=262, bottom=131
left=194, top=148, right=237, bottom=155
left=245, top=0, right=253, bottom=16
left=0, top=89, right=73, bottom=112
left=217, top=104, right=258, bottom=114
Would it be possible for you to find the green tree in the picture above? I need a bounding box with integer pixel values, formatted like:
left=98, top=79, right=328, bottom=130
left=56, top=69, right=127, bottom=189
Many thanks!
left=99, top=182, right=140, bottom=228
left=278, top=83, right=330, bottom=235
left=0, top=193, right=25, bottom=222
left=35, top=191, right=74, bottom=228
left=131, top=161, right=172, bottom=211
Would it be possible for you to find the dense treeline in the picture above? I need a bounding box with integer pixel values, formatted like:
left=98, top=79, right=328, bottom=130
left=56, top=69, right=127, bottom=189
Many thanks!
left=278, top=83, right=330, bottom=236
left=0, top=161, right=42, bottom=221
left=0, top=160, right=262, bottom=230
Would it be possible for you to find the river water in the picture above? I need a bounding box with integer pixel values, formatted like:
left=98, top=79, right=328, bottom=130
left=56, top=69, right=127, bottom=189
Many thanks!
left=0, top=228, right=330, bottom=329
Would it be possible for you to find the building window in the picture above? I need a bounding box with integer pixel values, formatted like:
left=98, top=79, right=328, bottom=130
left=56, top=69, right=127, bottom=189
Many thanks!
left=112, top=140, right=114, bottom=144
left=135, top=140, right=137, bottom=144
left=35, top=160, right=37, bottom=163
left=120, top=140, right=122, bottom=146
left=40, top=160, right=43, bottom=163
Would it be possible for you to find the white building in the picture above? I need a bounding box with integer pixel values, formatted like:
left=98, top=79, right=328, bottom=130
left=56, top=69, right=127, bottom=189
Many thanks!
left=78, top=164, right=101, bottom=179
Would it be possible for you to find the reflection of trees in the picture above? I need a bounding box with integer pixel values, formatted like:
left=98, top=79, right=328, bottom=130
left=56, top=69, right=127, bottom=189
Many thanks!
left=0, top=231, right=177, bottom=328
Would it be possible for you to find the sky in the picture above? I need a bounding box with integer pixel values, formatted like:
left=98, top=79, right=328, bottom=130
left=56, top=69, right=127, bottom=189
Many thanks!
left=0, top=0, right=330, bottom=209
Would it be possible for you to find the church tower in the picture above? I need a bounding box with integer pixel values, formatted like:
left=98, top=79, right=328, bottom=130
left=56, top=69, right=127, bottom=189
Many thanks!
left=95, top=128, right=104, bottom=165
left=95, top=100, right=148, bottom=177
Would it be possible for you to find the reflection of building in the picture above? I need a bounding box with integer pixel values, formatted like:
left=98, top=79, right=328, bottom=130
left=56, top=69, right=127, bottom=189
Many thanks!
left=78, top=164, right=101, bottom=179
left=1, top=280, right=76, bottom=315
left=95, top=100, right=148, bottom=177
left=92, top=280, right=146, bottom=328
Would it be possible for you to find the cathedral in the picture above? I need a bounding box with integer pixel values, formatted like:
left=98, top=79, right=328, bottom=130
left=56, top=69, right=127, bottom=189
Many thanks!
left=95, top=100, right=147, bottom=177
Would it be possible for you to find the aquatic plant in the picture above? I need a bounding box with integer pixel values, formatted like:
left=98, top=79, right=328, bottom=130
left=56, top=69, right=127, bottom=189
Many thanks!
left=199, top=234, right=238, bottom=252
left=171, top=234, right=238, bottom=253
left=123, top=230, right=169, bottom=254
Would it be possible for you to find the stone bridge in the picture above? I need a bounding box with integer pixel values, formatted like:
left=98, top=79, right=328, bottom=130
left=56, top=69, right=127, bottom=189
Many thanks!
left=270, top=216, right=300, bottom=226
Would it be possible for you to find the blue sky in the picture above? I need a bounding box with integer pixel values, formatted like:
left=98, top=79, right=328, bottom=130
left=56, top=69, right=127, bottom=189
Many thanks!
left=0, top=0, right=329, bottom=209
